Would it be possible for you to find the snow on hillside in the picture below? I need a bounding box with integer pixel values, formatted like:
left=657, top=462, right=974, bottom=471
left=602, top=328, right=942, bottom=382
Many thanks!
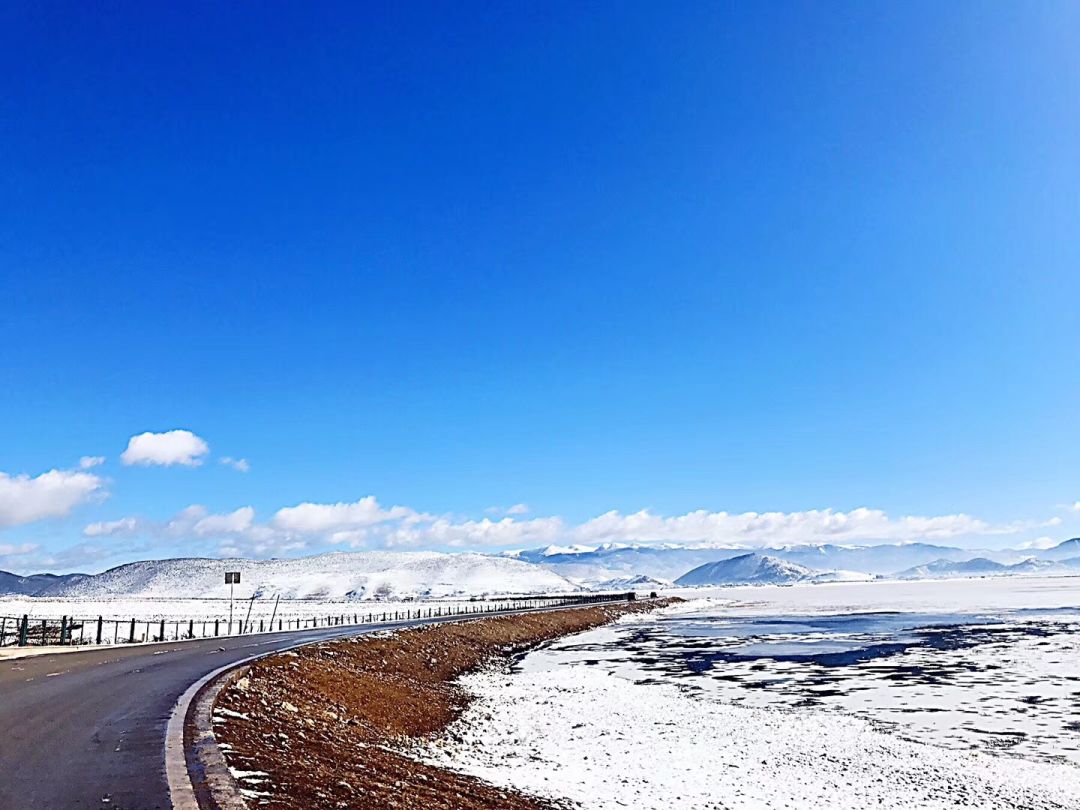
left=509, top=542, right=1010, bottom=583
left=590, top=574, right=672, bottom=592
left=509, top=537, right=1080, bottom=585
left=0, top=570, right=89, bottom=596
left=40, top=551, right=579, bottom=601
left=895, top=556, right=1078, bottom=580
left=675, top=554, right=814, bottom=586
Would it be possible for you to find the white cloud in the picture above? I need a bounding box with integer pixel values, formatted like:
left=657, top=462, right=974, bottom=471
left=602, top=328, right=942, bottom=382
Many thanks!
left=79, top=456, right=106, bottom=469
left=1069, top=502, right=1080, bottom=513
left=193, top=506, right=255, bottom=536
left=0, top=468, right=105, bottom=530
left=0, top=542, right=37, bottom=556
left=486, top=503, right=531, bottom=517
left=204, top=503, right=1035, bottom=553
left=272, top=496, right=417, bottom=533
left=383, top=516, right=564, bottom=549
left=569, top=507, right=1012, bottom=547
left=220, top=457, right=250, bottom=473
left=72, top=495, right=1045, bottom=566
left=166, top=504, right=209, bottom=534
left=83, top=517, right=143, bottom=537
left=121, top=430, right=209, bottom=467
left=1014, top=536, right=1058, bottom=551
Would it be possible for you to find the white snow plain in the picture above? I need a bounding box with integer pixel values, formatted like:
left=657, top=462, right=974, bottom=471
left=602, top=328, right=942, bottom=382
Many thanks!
left=419, top=577, right=1080, bottom=809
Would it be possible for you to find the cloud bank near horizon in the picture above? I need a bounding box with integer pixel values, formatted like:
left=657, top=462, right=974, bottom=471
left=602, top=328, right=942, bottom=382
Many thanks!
left=66, top=497, right=1056, bottom=566
left=0, top=428, right=1073, bottom=573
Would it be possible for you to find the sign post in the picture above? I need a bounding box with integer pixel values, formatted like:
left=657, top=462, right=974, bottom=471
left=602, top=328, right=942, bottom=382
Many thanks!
left=225, top=571, right=241, bottom=631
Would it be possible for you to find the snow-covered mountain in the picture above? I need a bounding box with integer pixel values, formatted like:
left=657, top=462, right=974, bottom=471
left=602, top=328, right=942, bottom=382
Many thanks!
left=895, top=556, right=1076, bottom=580
left=510, top=544, right=755, bottom=582
left=509, top=542, right=1001, bottom=582
left=7, top=537, right=1080, bottom=600
left=0, top=570, right=90, bottom=597
left=26, top=551, right=579, bottom=601
left=1040, top=538, right=1080, bottom=560
left=511, top=538, right=1080, bottom=585
left=675, top=554, right=815, bottom=586
left=590, top=574, right=672, bottom=592
left=894, top=557, right=1008, bottom=579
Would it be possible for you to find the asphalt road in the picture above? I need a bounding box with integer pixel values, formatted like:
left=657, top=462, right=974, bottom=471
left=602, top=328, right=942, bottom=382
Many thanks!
left=0, top=615, right=482, bottom=809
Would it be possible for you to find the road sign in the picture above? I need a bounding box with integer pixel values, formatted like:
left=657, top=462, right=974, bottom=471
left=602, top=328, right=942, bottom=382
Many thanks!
left=225, top=572, right=241, bottom=629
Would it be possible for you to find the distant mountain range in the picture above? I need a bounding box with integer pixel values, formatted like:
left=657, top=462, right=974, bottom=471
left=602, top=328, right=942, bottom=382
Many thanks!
left=0, top=570, right=89, bottom=596
left=509, top=537, right=1080, bottom=586
left=3, top=538, right=1079, bottom=600
left=895, top=556, right=1080, bottom=580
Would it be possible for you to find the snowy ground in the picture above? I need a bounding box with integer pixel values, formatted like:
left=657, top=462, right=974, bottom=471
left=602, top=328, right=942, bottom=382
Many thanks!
left=419, top=577, right=1080, bottom=809
left=664, top=573, right=1080, bottom=613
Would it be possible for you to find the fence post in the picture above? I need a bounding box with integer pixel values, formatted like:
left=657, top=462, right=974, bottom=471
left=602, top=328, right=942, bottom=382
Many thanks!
left=18, top=615, right=29, bottom=647
left=159, top=619, right=166, bottom=642
left=214, top=619, right=220, bottom=637
left=40, top=619, right=47, bottom=646
left=96, top=617, right=103, bottom=645
left=0, top=616, right=6, bottom=646
left=60, top=616, right=69, bottom=645
left=128, top=618, right=136, bottom=644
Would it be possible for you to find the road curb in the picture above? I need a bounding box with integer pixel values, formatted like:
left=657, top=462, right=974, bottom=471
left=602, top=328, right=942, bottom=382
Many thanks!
left=165, top=636, right=345, bottom=810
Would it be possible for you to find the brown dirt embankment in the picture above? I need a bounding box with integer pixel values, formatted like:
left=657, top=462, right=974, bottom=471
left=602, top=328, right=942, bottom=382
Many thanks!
left=214, top=599, right=677, bottom=809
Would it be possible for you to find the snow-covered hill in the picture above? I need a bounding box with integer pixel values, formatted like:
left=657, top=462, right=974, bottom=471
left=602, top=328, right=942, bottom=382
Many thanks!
left=34, top=551, right=579, bottom=601
left=509, top=541, right=1026, bottom=582
left=895, top=556, right=1077, bottom=580
left=510, top=545, right=751, bottom=582
left=0, top=570, right=89, bottom=596
left=675, top=554, right=814, bottom=586
left=590, top=574, right=672, bottom=592
left=511, top=537, right=1080, bottom=586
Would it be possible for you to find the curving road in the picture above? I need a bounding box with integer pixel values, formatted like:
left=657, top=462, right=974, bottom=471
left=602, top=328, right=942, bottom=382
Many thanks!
left=0, top=606, right=574, bottom=810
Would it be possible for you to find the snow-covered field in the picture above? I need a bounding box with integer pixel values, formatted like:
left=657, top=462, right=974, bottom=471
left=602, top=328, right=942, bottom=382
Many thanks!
left=665, top=574, right=1080, bottom=613
left=420, top=577, right=1080, bottom=809
left=0, top=595, right=484, bottom=624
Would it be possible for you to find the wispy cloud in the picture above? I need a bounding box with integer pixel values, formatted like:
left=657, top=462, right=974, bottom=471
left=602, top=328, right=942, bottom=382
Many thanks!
left=0, top=468, right=105, bottom=530
left=75, top=499, right=1041, bottom=563
left=219, top=456, right=250, bottom=473
left=1014, top=535, right=1058, bottom=551
left=486, top=503, right=530, bottom=517
left=83, top=516, right=143, bottom=537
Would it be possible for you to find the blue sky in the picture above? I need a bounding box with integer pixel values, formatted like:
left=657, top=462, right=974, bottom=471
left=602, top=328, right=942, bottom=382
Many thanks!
left=2, top=2, right=1080, bottom=573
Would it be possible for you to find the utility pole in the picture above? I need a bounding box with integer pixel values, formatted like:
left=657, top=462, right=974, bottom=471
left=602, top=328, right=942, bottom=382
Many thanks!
left=269, top=594, right=280, bottom=631
left=242, top=592, right=256, bottom=634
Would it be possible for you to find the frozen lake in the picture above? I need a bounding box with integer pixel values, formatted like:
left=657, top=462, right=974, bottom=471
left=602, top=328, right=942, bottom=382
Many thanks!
left=422, top=576, right=1080, bottom=809
left=525, top=577, right=1080, bottom=765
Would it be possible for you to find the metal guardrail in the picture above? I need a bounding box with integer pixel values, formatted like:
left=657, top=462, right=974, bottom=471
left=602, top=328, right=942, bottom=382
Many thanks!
left=0, top=592, right=635, bottom=648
